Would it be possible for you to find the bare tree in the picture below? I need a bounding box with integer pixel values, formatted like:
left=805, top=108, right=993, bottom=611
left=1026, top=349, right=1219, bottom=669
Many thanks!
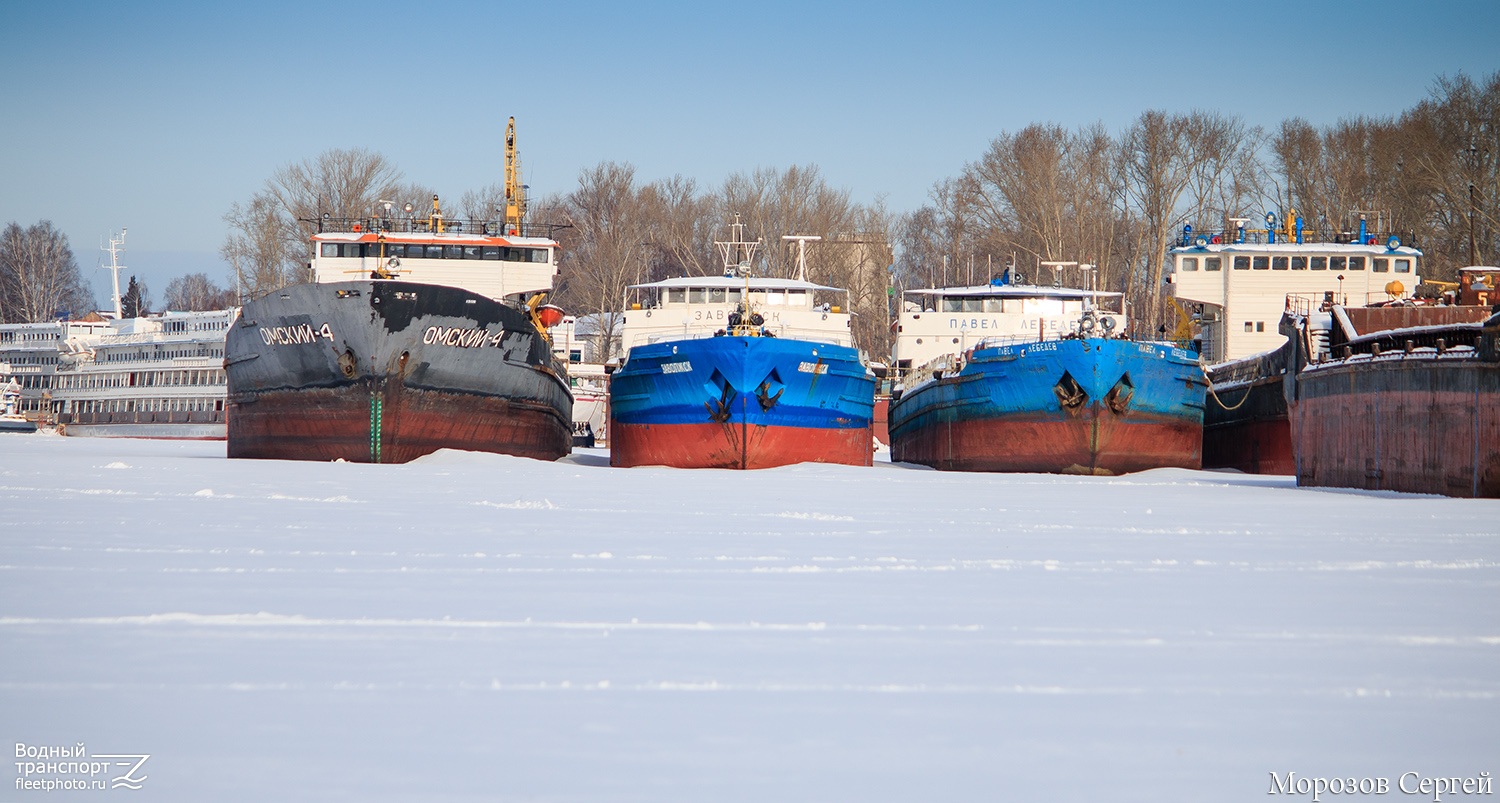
left=554, top=162, right=653, bottom=363
left=0, top=221, right=95, bottom=323
left=163, top=272, right=235, bottom=311
left=1122, top=110, right=1199, bottom=332
left=222, top=148, right=406, bottom=298
left=221, top=193, right=298, bottom=299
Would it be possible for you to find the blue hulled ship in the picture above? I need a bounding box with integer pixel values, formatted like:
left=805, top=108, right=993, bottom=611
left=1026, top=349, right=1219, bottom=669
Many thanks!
left=608, top=220, right=875, bottom=469
left=888, top=265, right=1206, bottom=474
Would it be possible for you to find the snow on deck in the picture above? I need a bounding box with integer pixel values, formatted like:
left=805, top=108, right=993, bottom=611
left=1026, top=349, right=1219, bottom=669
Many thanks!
left=1, top=435, right=1496, bottom=801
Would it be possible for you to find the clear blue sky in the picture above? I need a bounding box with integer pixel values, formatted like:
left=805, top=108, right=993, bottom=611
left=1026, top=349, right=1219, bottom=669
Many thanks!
left=2, top=0, right=1497, bottom=306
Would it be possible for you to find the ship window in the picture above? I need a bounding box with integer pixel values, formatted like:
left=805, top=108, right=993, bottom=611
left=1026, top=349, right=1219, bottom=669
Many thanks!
left=667, top=288, right=686, bottom=303
left=1272, top=257, right=1288, bottom=270
left=1348, top=256, right=1365, bottom=271
left=1257, top=322, right=1265, bottom=332
left=1180, top=257, right=1198, bottom=272
left=726, top=288, right=742, bottom=303
left=1233, top=256, right=1250, bottom=270
left=688, top=288, right=706, bottom=303
left=1204, top=257, right=1221, bottom=271
left=1372, top=257, right=1389, bottom=272
left=1311, top=256, right=1327, bottom=270
left=1394, top=259, right=1411, bottom=273
left=443, top=245, right=462, bottom=258
left=342, top=243, right=365, bottom=257
left=708, top=288, right=726, bottom=303
left=1244, top=322, right=1254, bottom=332
left=425, top=245, right=443, bottom=258
left=1252, top=256, right=1269, bottom=270
left=787, top=290, right=807, bottom=307
left=463, top=246, right=482, bottom=259
left=766, top=291, right=786, bottom=306
left=531, top=249, right=550, bottom=263
left=1291, top=256, right=1307, bottom=270
left=482, top=246, right=501, bottom=259
left=963, top=297, right=982, bottom=312
left=320, top=243, right=339, bottom=257
left=1330, top=256, right=1347, bottom=272
left=984, top=298, right=1004, bottom=312
left=941, top=297, right=962, bottom=312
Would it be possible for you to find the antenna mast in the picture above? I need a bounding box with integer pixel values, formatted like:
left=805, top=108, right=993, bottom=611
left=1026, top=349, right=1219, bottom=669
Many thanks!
left=102, top=229, right=127, bottom=319
left=782, top=234, right=821, bottom=282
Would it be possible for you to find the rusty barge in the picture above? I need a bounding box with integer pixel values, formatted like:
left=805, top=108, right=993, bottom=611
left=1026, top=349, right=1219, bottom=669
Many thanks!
left=1286, top=302, right=1500, bottom=498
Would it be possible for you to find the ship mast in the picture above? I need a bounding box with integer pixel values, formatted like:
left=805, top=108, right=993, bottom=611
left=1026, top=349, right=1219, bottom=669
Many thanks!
left=504, top=117, right=526, bottom=235
left=782, top=234, right=821, bottom=282
left=102, top=229, right=127, bottom=319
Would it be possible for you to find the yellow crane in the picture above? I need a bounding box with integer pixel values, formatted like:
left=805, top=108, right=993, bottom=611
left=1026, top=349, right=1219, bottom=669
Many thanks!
left=504, top=117, right=526, bottom=235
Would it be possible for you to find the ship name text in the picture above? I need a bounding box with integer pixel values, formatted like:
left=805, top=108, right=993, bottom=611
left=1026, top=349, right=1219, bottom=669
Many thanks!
left=797, top=362, right=829, bottom=374
left=261, top=323, right=334, bottom=346
left=423, top=326, right=509, bottom=349
left=660, top=361, right=693, bottom=374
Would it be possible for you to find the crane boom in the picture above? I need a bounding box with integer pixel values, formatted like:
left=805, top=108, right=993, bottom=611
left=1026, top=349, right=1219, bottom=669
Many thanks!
left=504, top=117, right=525, bottom=235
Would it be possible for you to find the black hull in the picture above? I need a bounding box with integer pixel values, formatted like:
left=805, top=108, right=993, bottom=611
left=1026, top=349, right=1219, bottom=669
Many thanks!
left=225, top=280, right=572, bottom=463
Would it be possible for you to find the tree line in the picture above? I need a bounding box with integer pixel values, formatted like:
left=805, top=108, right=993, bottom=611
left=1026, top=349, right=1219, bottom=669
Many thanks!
left=3, top=71, right=1493, bottom=349
left=898, top=72, right=1498, bottom=333
left=0, top=222, right=237, bottom=324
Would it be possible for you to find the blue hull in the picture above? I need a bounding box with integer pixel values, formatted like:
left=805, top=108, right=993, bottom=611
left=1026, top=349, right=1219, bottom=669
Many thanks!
left=890, top=338, right=1206, bottom=474
left=609, top=336, right=875, bottom=468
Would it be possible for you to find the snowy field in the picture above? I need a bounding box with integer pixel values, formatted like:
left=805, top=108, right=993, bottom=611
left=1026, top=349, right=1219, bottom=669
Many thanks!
left=2, top=434, right=1497, bottom=802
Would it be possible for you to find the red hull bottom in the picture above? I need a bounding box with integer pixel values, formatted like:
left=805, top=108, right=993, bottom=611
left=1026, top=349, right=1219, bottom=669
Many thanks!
left=610, top=422, right=874, bottom=469
left=1294, top=386, right=1500, bottom=498
left=228, top=385, right=571, bottom=464
left=1203, top=418, right=1294, bottom=475
left=894, top=413, right=1202, bottom=475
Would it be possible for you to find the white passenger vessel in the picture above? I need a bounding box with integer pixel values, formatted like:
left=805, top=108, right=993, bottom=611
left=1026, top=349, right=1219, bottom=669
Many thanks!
left=53, top=308, right=238, bottom=439
left=0, top=319, right=110, bottom=425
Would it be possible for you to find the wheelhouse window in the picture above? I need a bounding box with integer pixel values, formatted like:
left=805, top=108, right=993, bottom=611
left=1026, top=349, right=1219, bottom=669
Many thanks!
left=463, top=246, right=482, bottom=259
left=1291, top=256, right=1308, bottom=270
left=688, top=288, right=706, bottom=303
left=1311, top=256, right=1328, bottom=271
left=1252, top=256, right=1270, bottom=270
left=1372, top=258, right=1389, bottom=272
left=1272, top=256, right=1288, bottom=270
left=425, top=245, right=443, bottom=258
left=1394, top=259, right=1412, bottom=273
left=482, top=246, right=501, bottom=259
left=1180, top=257, right=1199, bottom=272
left=443, top=245, right=462, bottom=258
left=787, top=290, right=807, bottom=307
left=667, top=288, right=686, bottom=304
left=1204, top=257, right=1221, bottom=271
left=708, top=287, right=727, bottom=303
left=1233, top=256, right=1250, bottom=270
left=1348, top=257, right=1365, bottom=271
left=320, top=243, right=339, bottom=257
left=1330, top=256, right=1347, bottom=272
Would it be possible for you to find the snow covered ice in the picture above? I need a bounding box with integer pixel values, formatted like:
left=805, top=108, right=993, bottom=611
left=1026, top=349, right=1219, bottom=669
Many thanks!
left=2, top=434, right=1497, bottom=802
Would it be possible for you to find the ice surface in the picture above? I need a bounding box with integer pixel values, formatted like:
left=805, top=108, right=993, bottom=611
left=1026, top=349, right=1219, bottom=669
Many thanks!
left=2, top=433, right=1497, bottom=801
